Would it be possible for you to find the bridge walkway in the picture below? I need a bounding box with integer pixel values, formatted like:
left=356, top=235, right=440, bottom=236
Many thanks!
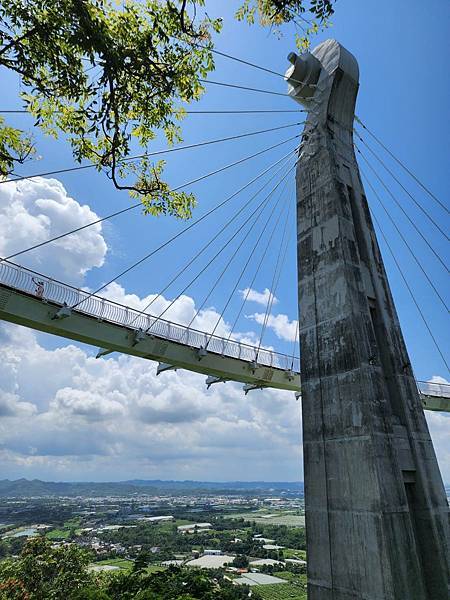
left=0, top=260, right=300, bottom=392
left=0, top=259, right=448, bottom=408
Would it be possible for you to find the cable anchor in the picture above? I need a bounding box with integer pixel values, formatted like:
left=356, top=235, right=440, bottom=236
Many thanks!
left=205, top=376, right=227, bottom=390
left=51, top=303, right=72, bottom=320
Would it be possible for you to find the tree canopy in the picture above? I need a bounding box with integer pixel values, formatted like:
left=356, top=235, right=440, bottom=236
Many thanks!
left=0, top=537, right=260, bottom=600
left=0, top=537, right=92, bottom=599
left=0, top=0, right=335, bottom=217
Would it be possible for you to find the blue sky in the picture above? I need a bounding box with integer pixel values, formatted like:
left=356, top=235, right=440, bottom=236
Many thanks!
left=0, top=0, right=448, bottom=482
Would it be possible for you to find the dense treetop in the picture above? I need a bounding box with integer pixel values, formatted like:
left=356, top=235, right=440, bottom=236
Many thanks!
left=0, top=538, right=260, bottom=600
left=0, top=0, right=335, bottom=217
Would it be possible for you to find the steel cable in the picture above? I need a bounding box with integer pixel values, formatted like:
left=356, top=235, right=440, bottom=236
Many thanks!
left=355, top=144, right=449, bottom=273
left=226, top=182, right=292, bottom=346
left=354, top=129, right=449, bottom=240
left=147, top=159, right=297, bottom=332
left=4, top=122, right=304, bottom=184
left=4, top=134, right=301, bottom=262
left=72, top=144, right=301, bottom=310
left=128, top=151, right=297, bottom=324
left=360, top=169, right=449, bottom=313
left=355, top=116, right=449, bottom=215
left=256, top=189, right=294, bottom=359
left=203, top=164, right=295, bottom=347
left=370, top=210, right=449, bottom=374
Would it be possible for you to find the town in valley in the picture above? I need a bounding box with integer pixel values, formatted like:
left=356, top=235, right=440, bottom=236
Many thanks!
left=0, top=479, right=310, bottom=599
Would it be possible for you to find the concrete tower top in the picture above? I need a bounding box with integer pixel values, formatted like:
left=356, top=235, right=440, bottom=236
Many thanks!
left=285, top=39, right=359, bottom=129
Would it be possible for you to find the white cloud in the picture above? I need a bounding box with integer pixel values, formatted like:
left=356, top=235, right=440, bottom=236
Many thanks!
left=0, top=177, right=447, bottom=486
left=0, top=177, right=303, bottom=481
left=239, top=287, right=278, bottom=307
left=247, top=312, right=298, bottom=342
left=101, top=281, right=234, bottom=339
left=52, top=388, right=126, bottom=421
left=0, top=391, right=36, bottom=418
left=0, top=318, right=449, bottom=482
left=0, top=322, right=302, bottom=481
left=0, top=177, right=107, bottom=283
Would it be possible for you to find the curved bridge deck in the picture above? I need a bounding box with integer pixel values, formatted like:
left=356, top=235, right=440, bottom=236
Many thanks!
left=0, top=259, right=448, bottom=409
left=0, top=260, right=300, bottom=392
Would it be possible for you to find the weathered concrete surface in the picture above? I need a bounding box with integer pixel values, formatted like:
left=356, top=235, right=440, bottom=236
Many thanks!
left=288, top=39, right=450, bottom=599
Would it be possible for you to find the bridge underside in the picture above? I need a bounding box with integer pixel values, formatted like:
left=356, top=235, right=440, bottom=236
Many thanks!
left=0, top=283, right=300, bottom=393
left=0, top=281, right=448, bottom=411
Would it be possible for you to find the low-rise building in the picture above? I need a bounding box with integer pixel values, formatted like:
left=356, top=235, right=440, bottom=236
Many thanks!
left=234, top=573, right=286, bottom=586
left=185, top=554, right=235, bottom=569
left=285, top=558, right=307, bottom=565
left=253, top=537, right=275, bottom=544
left=249, top=558, right=283, bottom=567
left=141, top=516, right=174, bottom=523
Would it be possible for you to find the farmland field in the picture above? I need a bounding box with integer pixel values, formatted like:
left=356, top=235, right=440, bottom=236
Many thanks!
left=46, top=528, right=70, bottom=540
left=253, top=582, right=307, bottom=600
left=227, top=510, right=305, bottom=527
left=95, top=558, right=134, bottom=570
left=253, top=572, right=307, bottom=599
left=283, top=548, right=307, bottom=559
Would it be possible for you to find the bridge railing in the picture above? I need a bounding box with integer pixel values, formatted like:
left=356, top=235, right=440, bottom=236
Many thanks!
left=0, top=260, right=301, bottom=373
left=416, top=380, right=450, bottom=398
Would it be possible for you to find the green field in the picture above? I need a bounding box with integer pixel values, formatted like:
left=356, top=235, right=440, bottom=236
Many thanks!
left=46, top=529, right=70, bottom=540
left=95, top=558, right=134, bottom=570
left=226, top=508, right=305, bottom=527
left=253, top=572, right=307, bottom=599
left=283, top=548, right=307, bottom=560
left=146, top=565, right=165, bottom=574
left=228, top=511, right=305, bottom=527
left=92, top=559, right=165, bottom=574
left=253, top=583, right=307, bottom=600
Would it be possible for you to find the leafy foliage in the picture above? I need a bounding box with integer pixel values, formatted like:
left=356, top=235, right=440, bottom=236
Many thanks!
left=0, top=115, right=34, bottom=174
left=0, top=538, right=259, bottom=600
left=0, top=0, right=220, bottom=217
left=0, top=0, right=336, bottom=217
left=231, top=554, right=249, bottom=568
left=0, top=537, right=92, bottom=599
left=235, top=0, right=334, bottom=49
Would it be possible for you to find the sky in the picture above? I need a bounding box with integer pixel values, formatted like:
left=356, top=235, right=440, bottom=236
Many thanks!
left=0, top=0, right=449, bottom=482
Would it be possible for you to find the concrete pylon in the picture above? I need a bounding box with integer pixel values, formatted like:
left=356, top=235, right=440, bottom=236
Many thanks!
left=286, top=39, right=449, bottom=599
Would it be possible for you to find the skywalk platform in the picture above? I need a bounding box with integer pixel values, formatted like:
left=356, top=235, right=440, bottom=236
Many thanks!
left=0, top=259, right=448, bottom=410
left=0, top=260, right=300, bottom=392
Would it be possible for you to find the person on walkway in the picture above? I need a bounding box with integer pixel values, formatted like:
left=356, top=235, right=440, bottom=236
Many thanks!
left=32, top=277, right=45, bottom=298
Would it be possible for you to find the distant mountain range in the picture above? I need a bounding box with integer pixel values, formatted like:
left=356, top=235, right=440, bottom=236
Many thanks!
left=0, top=478, right=304, bottom=498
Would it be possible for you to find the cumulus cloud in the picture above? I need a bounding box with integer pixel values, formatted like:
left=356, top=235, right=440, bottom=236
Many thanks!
left=52, top=388, right=126, bottom=421
left=0, top=177, right=107, bottom=283
left=0, top=317, right=449, bottom=482
left=426, top=424, right=450, bottom=481
left=247, top=312, right=298, bottom=342
left=1, top=177, right=447, bottom=486
left=102, top=281, right=234, bottom=338
left=0, top=391, right=36, bottom=418
left=239, top=287, right=278, bottom=307
left=0, top=322, right=302, bottom=481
